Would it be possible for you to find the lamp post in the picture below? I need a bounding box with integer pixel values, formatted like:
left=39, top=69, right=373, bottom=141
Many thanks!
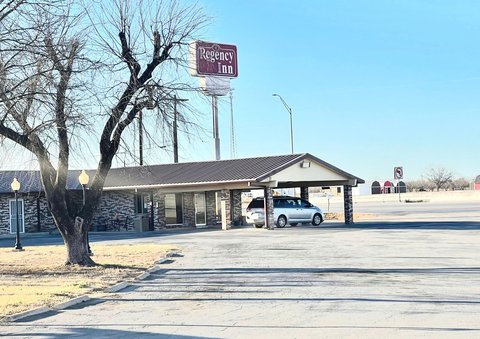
left=11, top=178, right=23, bottom=251
left=272, top=93, right=294, bottom=154
left=78, top=170, right=92, bottom=255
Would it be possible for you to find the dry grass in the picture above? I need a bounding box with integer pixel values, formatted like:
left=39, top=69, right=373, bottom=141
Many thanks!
left=0, top=243, right=178, bottom=319
left=324, top=212, right=376, bottom=221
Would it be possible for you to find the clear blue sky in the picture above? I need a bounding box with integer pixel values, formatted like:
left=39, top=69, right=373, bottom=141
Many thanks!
left=185, top=0, right=480, bottom=181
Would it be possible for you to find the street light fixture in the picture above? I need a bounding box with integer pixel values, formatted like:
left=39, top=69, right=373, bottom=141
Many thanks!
left=10, top=178, right=23, bottom=251
left=78, top=170, right=92, bottom=255
left=272, top=93, right=294, bottom=154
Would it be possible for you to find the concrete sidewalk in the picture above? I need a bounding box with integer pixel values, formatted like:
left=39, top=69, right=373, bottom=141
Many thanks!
left=1, top=223, right=479, bottom=338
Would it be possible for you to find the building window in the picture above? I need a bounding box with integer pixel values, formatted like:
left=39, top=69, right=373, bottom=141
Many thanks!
left=215, top=192, right=222, bottom=223
left=165, top=193, right=183, bottom=225
left=337, top=187, right=342, bottom=194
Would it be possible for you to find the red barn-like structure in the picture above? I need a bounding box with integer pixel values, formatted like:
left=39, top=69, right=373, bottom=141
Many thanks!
left=475, top=175, right=480, bottom=190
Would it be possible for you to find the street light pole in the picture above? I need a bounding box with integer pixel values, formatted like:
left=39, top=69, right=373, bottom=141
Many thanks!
left=78, top=170, right=92, bottom=255
left=272, top=93, right=294, bottom=154
left=11, top=178, right=23, bottom=251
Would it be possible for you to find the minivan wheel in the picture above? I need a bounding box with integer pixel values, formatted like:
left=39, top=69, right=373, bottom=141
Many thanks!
left=312, top=213, right=323, bottom=226
left=254, top=224, right=263, bottom=228
left=277, top=215, right=287, bottom=228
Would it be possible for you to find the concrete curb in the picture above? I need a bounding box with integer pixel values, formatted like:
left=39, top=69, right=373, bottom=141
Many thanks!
left=134, top=272, right=150, bottom=281
left=3, top=250, right=180, bottom=322
left=106, top=281, right=130, bottom=293
left=52, top=295, right=90, bottom=310
left=5, top=306, right=50, bottom=322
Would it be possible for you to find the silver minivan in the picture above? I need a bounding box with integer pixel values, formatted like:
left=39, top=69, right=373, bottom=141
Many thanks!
left=245, top=196, right=324, bottom=228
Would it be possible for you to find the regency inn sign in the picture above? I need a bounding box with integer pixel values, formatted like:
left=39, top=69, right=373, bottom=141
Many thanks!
left=189, top=41, right=238, bottom=78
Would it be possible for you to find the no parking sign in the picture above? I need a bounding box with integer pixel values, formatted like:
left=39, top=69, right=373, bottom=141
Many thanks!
left=394, top=166, right=403, bottom=180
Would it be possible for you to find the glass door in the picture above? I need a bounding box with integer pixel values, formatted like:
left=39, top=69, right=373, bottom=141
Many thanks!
left=9, top=199, right=25, bottom=233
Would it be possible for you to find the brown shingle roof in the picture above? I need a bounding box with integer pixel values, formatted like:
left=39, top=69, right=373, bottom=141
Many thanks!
left=0, top=153, right=364, bottom=193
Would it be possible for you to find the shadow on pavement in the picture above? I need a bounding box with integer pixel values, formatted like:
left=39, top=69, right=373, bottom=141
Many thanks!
left=319, top=221, right=480, bottom=230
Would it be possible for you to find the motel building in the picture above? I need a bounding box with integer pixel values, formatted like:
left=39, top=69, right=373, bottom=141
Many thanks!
left=0, top=153, right=364, bottom=236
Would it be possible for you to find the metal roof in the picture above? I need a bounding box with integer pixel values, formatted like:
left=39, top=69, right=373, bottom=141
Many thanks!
left=0, top=153, right=364, bottom=193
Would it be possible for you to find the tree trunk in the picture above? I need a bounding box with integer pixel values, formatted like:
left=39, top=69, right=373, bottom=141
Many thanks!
left=63, top=217, right=96, bottom=266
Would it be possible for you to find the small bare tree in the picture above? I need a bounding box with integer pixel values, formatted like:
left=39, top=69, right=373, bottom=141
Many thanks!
left=424, top=167, right=454, bottom=191
left=0, top=0, right=208, bottom=265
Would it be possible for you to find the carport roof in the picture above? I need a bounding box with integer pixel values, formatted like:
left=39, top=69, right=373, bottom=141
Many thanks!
left=0, top=153, right=364, bottom=193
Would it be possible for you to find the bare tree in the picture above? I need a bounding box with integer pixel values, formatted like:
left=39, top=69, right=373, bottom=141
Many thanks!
left=424, top=167, right=454, bottom=191
left=450, top=177, right=471, bottom=191
left=0, top=0, right=208, bottom=265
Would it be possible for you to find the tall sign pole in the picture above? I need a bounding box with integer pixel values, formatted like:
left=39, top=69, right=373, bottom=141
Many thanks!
left=189, top=41, right=238, bottom=161
left=212, top=95, right=220, bottom=160
left=394, top=166, right=404, bottom=202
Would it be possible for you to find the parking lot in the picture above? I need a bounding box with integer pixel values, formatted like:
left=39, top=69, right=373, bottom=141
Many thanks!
left=1, top=202, right=479, bottom=338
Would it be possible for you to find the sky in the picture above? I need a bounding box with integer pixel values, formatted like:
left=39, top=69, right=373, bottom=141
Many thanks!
left=2, top=0, right=480, bottom=182
left=182, top=0, right=480, bottom=181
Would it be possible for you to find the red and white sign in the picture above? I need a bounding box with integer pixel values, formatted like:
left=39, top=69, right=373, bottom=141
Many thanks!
left=190, top=41, right=238, bottom=78
left=394, top=166, right=404, bottom=180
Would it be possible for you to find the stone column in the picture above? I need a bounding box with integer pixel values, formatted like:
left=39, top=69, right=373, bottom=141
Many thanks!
left=300, top=186, right=309, bottom=201
left=220, top=189, right=231, bottom=229
left=343, top=185, right=354, bottom=224
left=154, top=192, right=166, bottom=230
left=264, top=187, right=275, bottom=230
left=232, top=190, right=243, bottom=226
left=182, top=192, right=195, bottom=227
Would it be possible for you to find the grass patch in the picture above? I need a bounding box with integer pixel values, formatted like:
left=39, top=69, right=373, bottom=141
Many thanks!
left=0, top=243, right=179, bottom=319
left=324, top=212, right=375, bottom=221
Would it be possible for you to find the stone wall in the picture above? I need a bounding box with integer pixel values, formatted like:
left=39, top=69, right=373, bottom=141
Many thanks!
left=0, top=193, right=56, bottom=235
left=92, top=191, right=136, bottom=231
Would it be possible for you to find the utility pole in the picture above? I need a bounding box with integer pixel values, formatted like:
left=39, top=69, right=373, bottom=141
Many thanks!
left=139, top=109, right=144, bottom=166
left=173, top=96, right=178, bottom=163
left=173, top=95, right=188, bottom=163
left=229, top=90, right=236, bottom=159
left=273, top=93, right=294, bottom=154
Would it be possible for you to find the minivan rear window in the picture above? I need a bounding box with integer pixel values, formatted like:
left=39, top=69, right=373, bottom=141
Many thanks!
left=247, top=199, right=264, bottom=208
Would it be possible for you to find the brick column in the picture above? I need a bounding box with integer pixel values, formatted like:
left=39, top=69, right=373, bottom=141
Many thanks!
left=264, top=187, right=275, bottom=230
left=300, top=186, right=309, bottom=201
left=343, top=185, right=354, bottom=224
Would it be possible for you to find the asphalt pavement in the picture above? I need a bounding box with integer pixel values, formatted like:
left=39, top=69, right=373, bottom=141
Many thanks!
left=1, top=215, right=479, bottom=338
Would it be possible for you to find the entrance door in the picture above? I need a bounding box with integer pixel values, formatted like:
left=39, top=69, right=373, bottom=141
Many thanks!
left=9, top=199, right=25, bottom=233
left=194, top=192, right=206, bottom=227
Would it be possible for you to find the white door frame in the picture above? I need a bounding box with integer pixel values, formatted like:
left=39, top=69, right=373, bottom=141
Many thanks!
left=9, top=198, right=25, bottom=234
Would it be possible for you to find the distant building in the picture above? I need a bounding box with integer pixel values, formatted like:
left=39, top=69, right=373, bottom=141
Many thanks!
left=475, top=175, right=480, bottom=190
left=352, top=180, right=407, bottom=196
